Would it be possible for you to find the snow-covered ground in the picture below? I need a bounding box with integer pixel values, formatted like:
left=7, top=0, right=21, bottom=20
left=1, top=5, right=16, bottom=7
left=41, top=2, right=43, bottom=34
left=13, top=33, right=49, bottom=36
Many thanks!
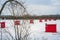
left=0, top=20, right=60, bottom=40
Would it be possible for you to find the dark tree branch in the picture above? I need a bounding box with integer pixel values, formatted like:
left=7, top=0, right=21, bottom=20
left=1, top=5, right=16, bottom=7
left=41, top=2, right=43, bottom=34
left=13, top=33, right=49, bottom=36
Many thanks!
left=0, top=0, right=26, bottom=16
left=14, top=1, right=26, bottom=13
left=0, top=1, right=9, bottom=15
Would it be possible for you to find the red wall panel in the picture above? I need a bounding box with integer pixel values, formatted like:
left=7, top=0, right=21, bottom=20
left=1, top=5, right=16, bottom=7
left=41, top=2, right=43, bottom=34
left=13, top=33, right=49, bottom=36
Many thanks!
left=45, top=24, right=56, bottom=33
left=1, top=22, right=5, bottom=28
left=14, top=20, right=20, bottom=25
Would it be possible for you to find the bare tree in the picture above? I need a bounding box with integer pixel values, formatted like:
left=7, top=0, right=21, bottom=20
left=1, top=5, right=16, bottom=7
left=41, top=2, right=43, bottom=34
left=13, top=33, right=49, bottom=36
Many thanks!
left=7, top=0, right=31, bottom=40
left=0, top=0, right=31, bottom=40
left=0, top=0, right=26, bottom=15
left=0, top=28, right=14, bottom=40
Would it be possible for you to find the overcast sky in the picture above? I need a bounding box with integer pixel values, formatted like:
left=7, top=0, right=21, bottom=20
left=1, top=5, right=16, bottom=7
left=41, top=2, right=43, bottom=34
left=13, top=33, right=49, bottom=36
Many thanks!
left=0, top=0, right=60, bottom=15
left=25, top=0, right=60, bottom=15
